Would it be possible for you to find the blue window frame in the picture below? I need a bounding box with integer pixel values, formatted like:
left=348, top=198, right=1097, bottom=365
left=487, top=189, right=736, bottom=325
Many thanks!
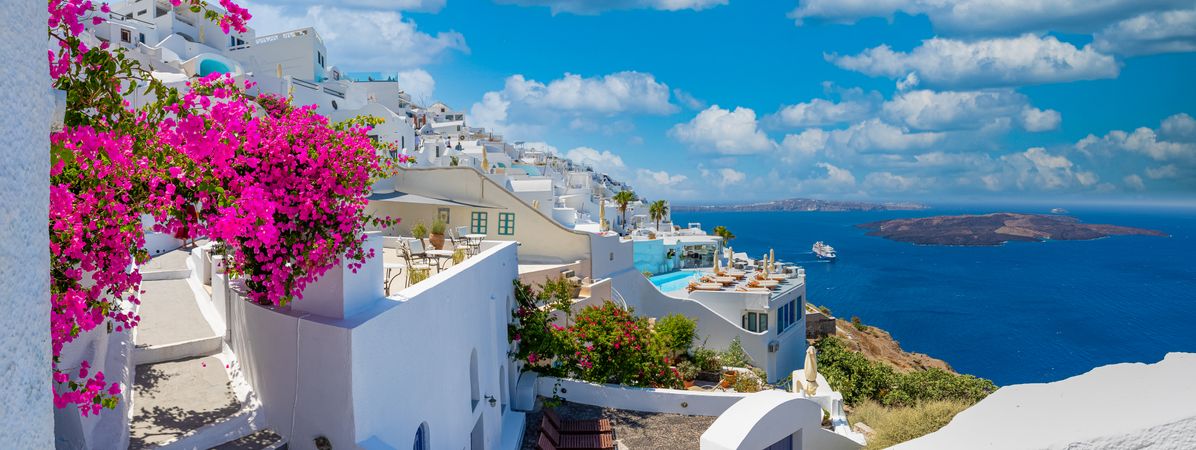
left=498, top=212, right=515, bottom=235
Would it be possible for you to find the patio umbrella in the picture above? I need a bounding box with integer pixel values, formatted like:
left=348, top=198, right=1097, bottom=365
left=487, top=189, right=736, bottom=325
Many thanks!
left=804, top=346, right=819, bottom=396
left=770, top=248, right=776, bottom=272
left=599, top=197, right=606, bottom=231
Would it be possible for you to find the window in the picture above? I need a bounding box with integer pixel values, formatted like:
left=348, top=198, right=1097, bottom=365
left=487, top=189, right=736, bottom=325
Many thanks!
left=760, top=313, right=768, bottom=332
left=470, top=212, right=487, bottom=234
left=413, top=423, right=429, bottom=450
left=120, top=29, right=131, bottom=43
left=498, top=213, right=515, bottom=235
left=138, top=33, right=145, bottom=44
left=746, top=312, right=758, bottom=332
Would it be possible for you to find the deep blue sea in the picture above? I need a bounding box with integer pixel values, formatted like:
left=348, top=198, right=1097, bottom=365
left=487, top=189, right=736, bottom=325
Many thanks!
left=673, top=205, right=1196, bottom=386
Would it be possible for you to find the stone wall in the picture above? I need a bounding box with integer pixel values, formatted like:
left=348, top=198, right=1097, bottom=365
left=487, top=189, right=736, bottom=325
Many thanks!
left=806, top=310, right=837, bottom=339
left=0, top=1, right=54, bottom=447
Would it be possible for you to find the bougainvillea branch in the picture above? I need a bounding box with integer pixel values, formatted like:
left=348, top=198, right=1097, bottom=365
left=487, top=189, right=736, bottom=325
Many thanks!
left=47, top=0, right=388, bottom=415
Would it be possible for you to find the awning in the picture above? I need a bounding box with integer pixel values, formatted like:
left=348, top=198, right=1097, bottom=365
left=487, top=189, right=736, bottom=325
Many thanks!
left=368, top=191, right=503, bottom=209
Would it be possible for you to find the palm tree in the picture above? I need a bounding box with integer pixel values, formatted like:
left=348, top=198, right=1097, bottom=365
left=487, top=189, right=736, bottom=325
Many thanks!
left=649, top=200, right=669, bottom=231
left=713, top=225, right=735, bottom=243
left=613, top=190, right=636, bottom=232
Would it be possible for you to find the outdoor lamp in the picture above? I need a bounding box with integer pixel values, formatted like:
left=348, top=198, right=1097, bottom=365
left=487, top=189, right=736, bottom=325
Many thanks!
left=484, top=395, right=497, bottom=407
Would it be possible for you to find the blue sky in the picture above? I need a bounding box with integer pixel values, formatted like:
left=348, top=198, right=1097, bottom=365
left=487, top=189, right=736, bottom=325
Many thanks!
left=244, top=0, right=1196, bottom=205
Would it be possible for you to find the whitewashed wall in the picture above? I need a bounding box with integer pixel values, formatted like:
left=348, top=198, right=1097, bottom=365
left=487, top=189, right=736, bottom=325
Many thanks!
left=535, top=377, right=752, bottom=416
left=0, top=1, right=54, bottom=447
left=227, top=241, right=520, bottom=450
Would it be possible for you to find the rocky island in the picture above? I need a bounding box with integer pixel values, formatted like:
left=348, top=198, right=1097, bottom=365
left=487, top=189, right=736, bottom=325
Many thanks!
left=674, top=197, right=929, bottom=213
left=859, top=213, right=1167, bottom=246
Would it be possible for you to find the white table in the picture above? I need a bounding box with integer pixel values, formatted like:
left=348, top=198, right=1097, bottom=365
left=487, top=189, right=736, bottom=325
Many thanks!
left=425, top=249, right=455, bottom=271
left=464, top=234, right=486, bottom=256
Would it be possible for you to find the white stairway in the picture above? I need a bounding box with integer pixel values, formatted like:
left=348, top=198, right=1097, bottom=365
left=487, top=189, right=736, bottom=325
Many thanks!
left=129, top=245, right=285, bottom=450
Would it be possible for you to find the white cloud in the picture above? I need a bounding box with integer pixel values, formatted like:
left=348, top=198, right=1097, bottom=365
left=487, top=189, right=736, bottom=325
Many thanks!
left=469, top=71, right=675, bottom=140
left=669, top=105, right=775, bottom=155
left=1077, top=115, right=1196, bottom=162
left=1020, top=107, right=1063, bottom=132
left=1146, top=164, right=1179, bottom=179
left=636, top=169, right=689, bottom=188
left=832, top=119, right=945, bottom=153
left=788, top=0, right=1189, bottom=36
left=1124, top=174, right=1146, bottom=191
left=991, top=147, right=1098, bottom=190
left=779, top=129, right=828, bottom=163
left=881, top=89, right=1058, bottom=132
left=502, top=72, right=676, bottom=114
left=673, top=89, right=707, bottom=110
left=396, top=69, right=435, bottom=103
left=565, top=147, right=627, bottom=173
left=1160, top=113, right=1196, bottom=142
left=718, top=168, right=746, bottom=187
left=863, top=171, right=928, bottom=192
left=247, top=0, right=445, bottom=12
left=1093, top=7, right=1196, bottom=56
left=469, top=92, right=511, bottom=133
left=811, top=162, right=858, bottom=190
left=245, top=4, right=466, bottom=69
left=773, top=97, right=876, bottom=128
left=830, top=34, right=1119, bottom=89
left=497, top=0, right=727, bottom=14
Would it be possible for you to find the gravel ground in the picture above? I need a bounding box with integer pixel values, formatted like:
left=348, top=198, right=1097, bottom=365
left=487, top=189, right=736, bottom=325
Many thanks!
left=520, top=398, right=717, bottom=450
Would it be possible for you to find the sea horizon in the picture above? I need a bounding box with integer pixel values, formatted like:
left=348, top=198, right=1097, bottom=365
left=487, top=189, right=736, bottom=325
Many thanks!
left=674, top=205, right=1196, bottom=386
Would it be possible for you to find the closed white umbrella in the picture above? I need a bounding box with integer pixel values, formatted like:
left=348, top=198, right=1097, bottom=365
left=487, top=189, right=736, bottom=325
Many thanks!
left=804, top=346, right=819, bottom=396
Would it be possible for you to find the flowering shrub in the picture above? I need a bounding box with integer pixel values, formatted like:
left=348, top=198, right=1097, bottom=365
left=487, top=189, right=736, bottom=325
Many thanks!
left=509, top=281, right=681, bottom=389
left=46, top=0, right=388, bottom=415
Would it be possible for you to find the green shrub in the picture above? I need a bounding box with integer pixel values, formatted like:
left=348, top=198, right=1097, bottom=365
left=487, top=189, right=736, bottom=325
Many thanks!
left=509, top=280, right=681, bottom=389
left=677, top=360, right=699, bottom=381
left=814, top=337, right=997, bottom=407
left=691, top=347, right=721, bottom=372
left=430, top=218, right=447, bottom=235
left=411, top=222, right=428, bottom=239
left=851, top=316, right=868, bottom=332
left=819, top=305, right=831, bottom=315
left=733, top=374, right=762, bottom=393
left=849, top=399, right=972, bottom=449
left=654, top=314, right=697, bottom=356
left=720, top=337, right=751, bottom=368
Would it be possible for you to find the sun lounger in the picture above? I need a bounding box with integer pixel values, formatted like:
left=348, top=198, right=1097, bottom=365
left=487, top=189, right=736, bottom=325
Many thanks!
left=541, top=417, right=614, bottom=450
left=544, top=408, right=612, bottom=434
left=701, top=276, right=735, bottom=286
left=736, top=287, right=772, bottom=293
left=687, top=282, right=724, bottom=292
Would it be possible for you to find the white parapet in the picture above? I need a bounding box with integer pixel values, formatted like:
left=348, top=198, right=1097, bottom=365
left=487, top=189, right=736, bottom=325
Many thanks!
left=895, top=352, right=1196, bottom=449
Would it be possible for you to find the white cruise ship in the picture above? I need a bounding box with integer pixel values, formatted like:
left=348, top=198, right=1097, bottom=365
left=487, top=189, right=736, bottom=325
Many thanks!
left=813, top=241, right=837, bottom=260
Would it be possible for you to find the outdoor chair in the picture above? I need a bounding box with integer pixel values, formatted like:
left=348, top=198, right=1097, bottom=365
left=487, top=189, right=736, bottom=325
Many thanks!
left=544, top=408, right=612, bottom=434
left=402, top=237, right=429, bottom=263
left=540, top=417, right=614, bottom=450
left=399, top=242, right=431, bottom=285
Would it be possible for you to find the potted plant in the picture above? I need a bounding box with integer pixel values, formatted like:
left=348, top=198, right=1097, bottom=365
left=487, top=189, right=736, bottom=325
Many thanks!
left=411, top=221, right=428, bottom=248
left=677, top=360, right=699, bottom=388
left=430, top=218, right=447, bottom=249
left=720, top=369, right=738, bottom=389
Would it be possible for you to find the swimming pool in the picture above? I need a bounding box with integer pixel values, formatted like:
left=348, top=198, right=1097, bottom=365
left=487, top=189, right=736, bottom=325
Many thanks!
left=512, top=164, right=542, bottom=176
left=649, top=270, right=699, bottom=293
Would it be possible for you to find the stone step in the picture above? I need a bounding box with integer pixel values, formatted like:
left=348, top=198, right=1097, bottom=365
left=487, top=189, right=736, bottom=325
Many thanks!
left=130, top=356, right=243, bottom=449
left=140, top=246, right=195, bottom=281
left=212, top=429, right=288, bottom=450
left=135, top=279, right=222, bottom=365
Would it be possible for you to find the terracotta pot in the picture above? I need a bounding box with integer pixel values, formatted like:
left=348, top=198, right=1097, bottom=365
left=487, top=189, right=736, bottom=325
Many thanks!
left=429, top=233, right=445, bottom=250
left=722, top=370, right=738, bottom=387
